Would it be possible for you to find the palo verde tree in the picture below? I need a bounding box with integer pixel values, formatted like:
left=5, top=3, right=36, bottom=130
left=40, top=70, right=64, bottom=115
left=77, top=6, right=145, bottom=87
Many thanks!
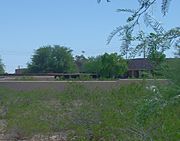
left=0, top=57, right=5, bottom=74
left=28, top=45, right=76, bottom=73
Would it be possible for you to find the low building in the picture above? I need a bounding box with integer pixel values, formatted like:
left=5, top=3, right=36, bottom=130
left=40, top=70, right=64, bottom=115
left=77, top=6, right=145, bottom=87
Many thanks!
left=127, top=58, right=153, bottom=78
left=15, top=68, right=28, bottom=74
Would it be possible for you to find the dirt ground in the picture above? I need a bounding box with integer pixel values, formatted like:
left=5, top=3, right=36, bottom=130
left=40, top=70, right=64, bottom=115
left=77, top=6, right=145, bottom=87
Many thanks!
left=0, top=78, right=168, bottom=92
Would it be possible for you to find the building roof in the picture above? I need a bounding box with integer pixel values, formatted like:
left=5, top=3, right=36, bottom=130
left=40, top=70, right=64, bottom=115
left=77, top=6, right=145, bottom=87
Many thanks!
left=128, top=58, right=153, bottom=70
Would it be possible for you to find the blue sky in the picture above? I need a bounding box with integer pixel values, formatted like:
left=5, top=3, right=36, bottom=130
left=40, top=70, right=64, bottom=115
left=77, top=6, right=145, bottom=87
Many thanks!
left=0, top=0, right=179, bottom=73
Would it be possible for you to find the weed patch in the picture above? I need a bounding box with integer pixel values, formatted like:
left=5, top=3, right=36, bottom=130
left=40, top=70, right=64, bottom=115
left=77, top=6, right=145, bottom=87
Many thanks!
left=0, top=82, right=179, bottom=140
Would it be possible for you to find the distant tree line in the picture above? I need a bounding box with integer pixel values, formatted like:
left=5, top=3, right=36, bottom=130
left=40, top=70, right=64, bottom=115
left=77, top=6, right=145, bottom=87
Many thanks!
left=27, top=45, right=127, bottom=78
left=27, top=45, right=179, bottom=79
left=0, top=44, right=179, bottom=79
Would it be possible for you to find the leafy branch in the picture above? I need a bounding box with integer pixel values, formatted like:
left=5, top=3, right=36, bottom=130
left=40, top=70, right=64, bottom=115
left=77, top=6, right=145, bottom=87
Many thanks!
left=98, top=0, right=179, bottom=58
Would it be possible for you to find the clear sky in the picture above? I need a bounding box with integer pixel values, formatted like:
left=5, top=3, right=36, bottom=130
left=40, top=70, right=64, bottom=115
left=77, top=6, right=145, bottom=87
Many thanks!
left=0, top=0, right=179, bottom=73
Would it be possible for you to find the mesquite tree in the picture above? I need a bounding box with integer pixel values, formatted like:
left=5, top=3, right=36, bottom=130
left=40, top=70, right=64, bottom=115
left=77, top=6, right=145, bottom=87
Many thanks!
left=98, top=0, right=180, bottom=58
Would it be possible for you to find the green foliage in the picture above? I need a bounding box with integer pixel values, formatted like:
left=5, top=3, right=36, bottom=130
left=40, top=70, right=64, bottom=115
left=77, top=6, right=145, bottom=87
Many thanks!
left=0, top=58, right=5, bottom=74
left=104, top=0, right=172, bottom=44
left=74, top=55, right=87, bottom=73
left=27, top=45, right=76, bottom=73
left=84, top=53, right=127, bottom=78
left=167, top=46, right=180, bottom=84
left=27, top=49, right=127, bottom=78
left=84, top=56, right=102, bottom=74
left=136, top=83, right=180, bottom=141
left=148, top=51, right=166, bottom=66
left=0, top=82, right=179, bottom=140
left=129, top=28, right=180, bottom=59
left=164, top=58, right=180, bottom=85
left=100, top=53, right=127, bottom=78
left=147, top=50, right=166, bottom=76
left=98, top=0, right=179, bottom=59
